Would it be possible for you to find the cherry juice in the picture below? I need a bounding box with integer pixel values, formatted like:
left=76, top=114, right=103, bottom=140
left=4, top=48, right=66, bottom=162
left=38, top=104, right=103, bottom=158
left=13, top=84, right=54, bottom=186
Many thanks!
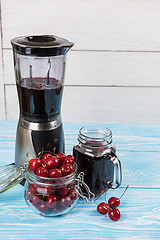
left=17, top=77, right=63, bottom=122
left=17, top=77, right=64, bottom=154
left=73, top=142, right=115, bottom=196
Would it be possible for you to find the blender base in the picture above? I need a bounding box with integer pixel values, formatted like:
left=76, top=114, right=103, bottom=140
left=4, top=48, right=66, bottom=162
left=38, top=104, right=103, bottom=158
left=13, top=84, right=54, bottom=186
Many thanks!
left=15, top=117, right=64, bottom=168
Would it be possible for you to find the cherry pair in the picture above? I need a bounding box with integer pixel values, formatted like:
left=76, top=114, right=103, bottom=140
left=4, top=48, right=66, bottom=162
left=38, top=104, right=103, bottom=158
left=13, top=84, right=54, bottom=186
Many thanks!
left=96, top=185, right=129, bottom=221
left=97, top=201, right=121, bottom=221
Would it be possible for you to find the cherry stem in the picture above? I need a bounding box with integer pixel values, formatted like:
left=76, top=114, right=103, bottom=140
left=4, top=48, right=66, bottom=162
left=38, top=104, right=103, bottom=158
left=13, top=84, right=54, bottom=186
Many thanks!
left=53, top=147, right=56, bottom=154
left=42, top=163, right=45, bottom=168
left=94, top=201, right=98, bottom=206
left=94, top=189, right=104, bottom=205
left=38, top=148, right=58, bottom=159
left=105, top=188, right=108, bottom=203
left=38, top=147, right=44, bottom=159
left=119, top=185, right=129, bottom=199
left=26, top=152, right=29, bottom=162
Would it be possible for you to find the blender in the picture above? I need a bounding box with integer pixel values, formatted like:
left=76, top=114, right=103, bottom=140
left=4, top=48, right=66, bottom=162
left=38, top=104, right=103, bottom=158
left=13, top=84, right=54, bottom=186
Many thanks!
left=0, top=35, right=73, bottom=192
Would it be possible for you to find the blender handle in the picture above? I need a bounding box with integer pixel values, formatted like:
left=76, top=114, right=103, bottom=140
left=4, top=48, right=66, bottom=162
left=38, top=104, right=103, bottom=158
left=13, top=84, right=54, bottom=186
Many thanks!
left=107, top=151, right=122, bottom=189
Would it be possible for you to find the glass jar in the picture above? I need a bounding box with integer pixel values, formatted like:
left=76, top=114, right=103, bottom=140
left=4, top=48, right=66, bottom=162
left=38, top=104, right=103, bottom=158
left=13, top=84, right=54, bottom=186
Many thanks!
left=24, top=163, right=94, bottom=217
left=73, top=126, right=122, bottom=197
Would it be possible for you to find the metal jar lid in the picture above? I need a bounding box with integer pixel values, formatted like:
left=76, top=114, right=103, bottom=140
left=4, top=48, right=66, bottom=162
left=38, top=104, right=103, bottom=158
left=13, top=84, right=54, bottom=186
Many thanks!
left=0, top=163, right=25, bottom=193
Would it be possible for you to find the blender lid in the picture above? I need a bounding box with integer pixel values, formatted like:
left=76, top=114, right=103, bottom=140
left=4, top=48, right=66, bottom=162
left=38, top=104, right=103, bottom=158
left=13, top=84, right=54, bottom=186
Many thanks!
left=11, top=35, right=74, bottom=56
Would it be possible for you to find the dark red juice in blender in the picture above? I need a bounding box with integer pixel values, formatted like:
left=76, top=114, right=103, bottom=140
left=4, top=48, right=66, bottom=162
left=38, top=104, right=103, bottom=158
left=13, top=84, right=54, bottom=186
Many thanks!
left=17, top=77, right=64, bottom=154
left=17, top=77, right=63, bottom=122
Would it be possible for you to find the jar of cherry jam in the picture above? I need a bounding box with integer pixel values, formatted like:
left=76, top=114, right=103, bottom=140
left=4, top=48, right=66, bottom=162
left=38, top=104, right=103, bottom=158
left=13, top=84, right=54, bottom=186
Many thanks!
left=73, top=126, right=122, bottom=197
left=24, top=163, right=94, bottom=217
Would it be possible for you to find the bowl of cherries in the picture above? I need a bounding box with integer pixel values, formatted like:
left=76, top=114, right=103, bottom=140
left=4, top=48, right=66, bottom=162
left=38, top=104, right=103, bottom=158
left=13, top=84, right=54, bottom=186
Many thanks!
left=25, top=152, right=80, bottom=217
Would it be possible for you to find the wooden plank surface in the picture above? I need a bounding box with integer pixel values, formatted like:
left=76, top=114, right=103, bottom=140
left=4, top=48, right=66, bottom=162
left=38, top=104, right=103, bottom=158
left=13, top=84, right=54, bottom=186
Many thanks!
left=0, top=186, right=160, bottom=240
left=0, top=121, right=160, bottom=239
left=1, top=0, right=160, bottom=51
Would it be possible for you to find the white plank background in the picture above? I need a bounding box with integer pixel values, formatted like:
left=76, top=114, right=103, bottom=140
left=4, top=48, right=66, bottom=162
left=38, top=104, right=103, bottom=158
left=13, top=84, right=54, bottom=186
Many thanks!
left=0, top=14, right=5, bottom=120
left=1, top=0, right=160, bottom=123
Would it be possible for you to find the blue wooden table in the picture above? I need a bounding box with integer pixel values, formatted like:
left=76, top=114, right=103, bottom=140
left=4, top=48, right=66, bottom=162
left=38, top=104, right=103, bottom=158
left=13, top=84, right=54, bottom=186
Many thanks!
left=0, top=121, right=160, bottom=239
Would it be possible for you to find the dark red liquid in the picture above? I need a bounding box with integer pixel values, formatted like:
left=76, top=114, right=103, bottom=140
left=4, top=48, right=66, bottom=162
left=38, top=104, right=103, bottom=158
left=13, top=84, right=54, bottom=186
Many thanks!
left=16, top=77, right=64, bottom=154
left=73, top=144, right=115, bottom=196
left=17, top=78, right=63, bottom=122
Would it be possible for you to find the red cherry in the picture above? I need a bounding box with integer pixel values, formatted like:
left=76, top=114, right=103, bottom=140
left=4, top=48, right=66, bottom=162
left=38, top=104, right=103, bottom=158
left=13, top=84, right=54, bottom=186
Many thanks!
left=38, top=203, right=50, bottom=213
left=97, top=202, right=110, bottom=215
left=30, top=184, right=38, bottom=194
left=44, top=181, right=56, bottom=195
left=46, top=156, right=59, bottom=170
left=59, top=186, right=70, bottom=196
left=60, top=196, right=72, bottom=208
left=108, top=208, right=121, bottom=221
left=108, top=185, right=129, bottom=209
left=49, top=169, right=62, bottom=178
left=57, top=153, right=65, bottom=163
left=35, top=185, right=54, bottom=196
left=46, top=195, right=57, bottom=208
left=26, top=190, right=32, bottom=199
left=30, top=184, right=54, bottom=197
left=29, top=159, right=42, bottom=172
left=64, top=155, right=75, bottom=165
left=68, top=180, right=76, bottom=188
left=108, top=197, right=120, bottom=209
left=36, top=167, right=49, bottom=177
left=29, top=195, right=41, bottom=206
left=60, top=164, right=74, bottom=176
left=37, top=187, right=47, bottom=195
left=52, top=204, right=64, bottom=214
left=69, top=189, right=78, bottom=200
left=42, top=153, right=52, bottom=162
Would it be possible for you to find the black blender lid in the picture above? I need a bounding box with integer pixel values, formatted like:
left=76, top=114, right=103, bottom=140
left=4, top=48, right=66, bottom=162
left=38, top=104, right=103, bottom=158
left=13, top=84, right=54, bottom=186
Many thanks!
left=11, top=35, right=74, bottom=56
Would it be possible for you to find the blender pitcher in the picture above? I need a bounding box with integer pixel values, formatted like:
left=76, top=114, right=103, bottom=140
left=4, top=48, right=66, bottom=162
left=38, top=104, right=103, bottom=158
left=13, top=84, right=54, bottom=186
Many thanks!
left=0, top=35, right=74, bottom=192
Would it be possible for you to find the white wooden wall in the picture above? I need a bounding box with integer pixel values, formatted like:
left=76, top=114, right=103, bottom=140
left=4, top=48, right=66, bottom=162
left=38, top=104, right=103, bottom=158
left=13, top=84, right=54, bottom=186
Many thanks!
left=1, top=0, right=160, bottom=124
